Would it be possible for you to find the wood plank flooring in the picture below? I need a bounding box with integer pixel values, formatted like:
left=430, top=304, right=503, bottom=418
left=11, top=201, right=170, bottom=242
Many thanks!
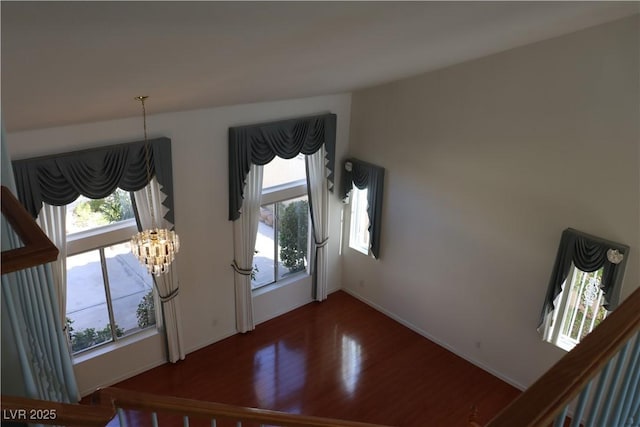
left=107, top=291, right=520, bottom=426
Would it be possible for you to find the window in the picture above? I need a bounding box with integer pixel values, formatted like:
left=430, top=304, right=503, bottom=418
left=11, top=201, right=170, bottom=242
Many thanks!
left=65, top=189, right=156, bottom=354
left=539, top=228, right=629, bottom=352
left=252, top=156, right=310, bottom=290
left=349, top=187, right=370, bottom=255
left=341, top=158, right=384, bottom=259
left=544, top=265, right=608, bottom=351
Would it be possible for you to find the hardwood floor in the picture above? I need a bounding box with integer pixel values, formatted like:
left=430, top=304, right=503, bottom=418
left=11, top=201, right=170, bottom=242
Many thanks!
left=108, top=291, right=520, bottom=426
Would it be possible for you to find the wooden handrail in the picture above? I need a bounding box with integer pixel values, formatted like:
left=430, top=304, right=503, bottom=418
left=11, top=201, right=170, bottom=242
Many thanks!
left=0, top=394, right=115, bottom=426
left=487, top=285, right=640, bottom=427
left=2, top=387, right=395, bottom=427
left=96, top=387, right=395, bottom=427
left=1, top=185, right=59, bottom=274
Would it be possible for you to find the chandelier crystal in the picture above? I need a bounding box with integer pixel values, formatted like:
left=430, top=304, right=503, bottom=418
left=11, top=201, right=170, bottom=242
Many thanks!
left=131, top=228, right=180, bottom=275
left=130, top=96, right=180, bottom=276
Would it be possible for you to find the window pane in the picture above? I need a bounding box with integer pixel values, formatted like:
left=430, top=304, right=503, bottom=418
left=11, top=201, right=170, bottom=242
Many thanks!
left=253, top=204, right=276, bottom=288
left=262, top=155, right=306, bottom=190
left=563, top=268, right=607, bottom=342
left=349, top=187, right=370, bottom=254
left=277, top=196, right=308, bottom=280
left=66, top=250, right=113, bottom=353
left=544, top=266, right=608, bottom=351
left=105, top=242, right=155, bottom=336
left=67, top=188, right=134, bottom=235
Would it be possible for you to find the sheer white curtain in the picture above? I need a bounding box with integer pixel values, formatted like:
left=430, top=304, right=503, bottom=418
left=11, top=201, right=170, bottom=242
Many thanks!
left=306, top=147, right=330, bottom=301
left=37, top=204, right=69, bottom=331
left=232, top=164, right=263, bottom=333
left=2, top=131, right=78, bottom=402
left=133, top=178, right=185, bottom=362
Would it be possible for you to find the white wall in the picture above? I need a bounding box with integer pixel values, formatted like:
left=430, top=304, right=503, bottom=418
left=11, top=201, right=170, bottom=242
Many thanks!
left=6, top=94, right=352, bottom=396
left=342, top=16, right=639, bottom=389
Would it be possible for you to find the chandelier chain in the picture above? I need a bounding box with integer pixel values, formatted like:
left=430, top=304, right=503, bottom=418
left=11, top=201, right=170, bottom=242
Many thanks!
left=136, top=96, right=157, bottom=229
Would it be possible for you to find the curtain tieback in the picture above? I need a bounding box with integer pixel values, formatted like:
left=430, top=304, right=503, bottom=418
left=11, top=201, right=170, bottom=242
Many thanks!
left=231, top=260, right=253, bottom=276
left=315, top=237, right=329, bottom=248
left=159, top=287, right=180, bottom=303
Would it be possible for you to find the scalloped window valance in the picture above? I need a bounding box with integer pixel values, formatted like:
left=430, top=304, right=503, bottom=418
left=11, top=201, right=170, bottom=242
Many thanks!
left=12, top=137, right=175, bottom=225
left=539, top=228, right=629, bottom=328
left=228, top=113, right=336, bottom=221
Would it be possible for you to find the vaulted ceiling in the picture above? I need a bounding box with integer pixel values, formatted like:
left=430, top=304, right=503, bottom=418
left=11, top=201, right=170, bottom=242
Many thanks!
left=2, top=1, right=637, bottom=131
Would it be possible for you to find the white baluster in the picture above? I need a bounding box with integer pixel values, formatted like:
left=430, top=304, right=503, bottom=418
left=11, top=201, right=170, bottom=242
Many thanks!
left=117, top=408, right=128, bottom=427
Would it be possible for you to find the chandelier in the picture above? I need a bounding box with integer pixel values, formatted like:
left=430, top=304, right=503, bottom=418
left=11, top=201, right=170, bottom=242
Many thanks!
left=130, top=96, right=180, bottom=276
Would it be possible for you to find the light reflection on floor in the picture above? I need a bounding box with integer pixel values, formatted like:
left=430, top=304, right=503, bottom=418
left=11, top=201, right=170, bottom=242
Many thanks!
left=341, top=335, right=362, bottom=397
left=98, top=291, right=521, bottom=427
left=253, top=340, right=306, bottom=414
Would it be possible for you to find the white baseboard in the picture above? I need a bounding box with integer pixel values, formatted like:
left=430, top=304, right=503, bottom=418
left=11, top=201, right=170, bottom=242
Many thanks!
left=186, top=329, right=238, bottom=356
left=79, top=358, right=166, bottom=397
left=341, top=287, right=526, bottom=391
left=255, top=298, right=314, bottom=325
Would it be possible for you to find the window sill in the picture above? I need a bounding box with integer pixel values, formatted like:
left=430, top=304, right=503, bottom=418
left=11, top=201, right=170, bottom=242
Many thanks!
left=73, top=327, right=159, bottom=364
left=349, top=245, right=370, bottom=257
left=252, top=272, right=310, bottom=297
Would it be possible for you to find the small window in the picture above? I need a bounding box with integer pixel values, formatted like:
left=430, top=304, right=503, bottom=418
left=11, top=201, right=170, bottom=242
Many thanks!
left=539, top=229, right=629, bottom=352
left=65, top=190, right=156, bottom=355
left=349, top=187, right=370, bottom=255
left=253, top=157, right=309, bottom=290
left=544, top=265, right=609, bottom=351
left=341, top=158, right=384, bottom=259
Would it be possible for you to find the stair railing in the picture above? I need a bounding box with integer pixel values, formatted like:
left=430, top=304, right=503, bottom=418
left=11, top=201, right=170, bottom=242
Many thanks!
left=487, top=285, right=640, bottom=427
left=1, top=393, right=114, bottom=426
left=1, top=185, right=58, bottom=274
left=1, top=387, right=395, bottom=427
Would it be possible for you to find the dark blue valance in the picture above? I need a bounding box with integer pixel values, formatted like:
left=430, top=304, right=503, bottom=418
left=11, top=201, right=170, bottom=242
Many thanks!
left=228, top=113, right=336, bottom=221
left=12, top=137, right=175, bottom=225
left=340, top=158, right=385, bottom=259
left=539, top=228, right=629, bottom=328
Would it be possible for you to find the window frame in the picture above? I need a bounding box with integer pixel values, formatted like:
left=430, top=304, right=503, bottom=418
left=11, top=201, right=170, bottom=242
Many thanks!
left=252, top=178, right=310, bottom=291
left=65, top=204, right=156, bottom=356
left=261, top=180, right=307, bottom=206
left=67, top=218, right=138, bottom=255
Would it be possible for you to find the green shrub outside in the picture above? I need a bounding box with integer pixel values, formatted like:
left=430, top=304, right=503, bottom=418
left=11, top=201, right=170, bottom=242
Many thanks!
left=73, top=188, right=134, bottom=228
left=136, top=290, right=156, bottom=328
left=66, top=318, right=124, bottom=353
left=278, top=200, right=308, bottom=273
